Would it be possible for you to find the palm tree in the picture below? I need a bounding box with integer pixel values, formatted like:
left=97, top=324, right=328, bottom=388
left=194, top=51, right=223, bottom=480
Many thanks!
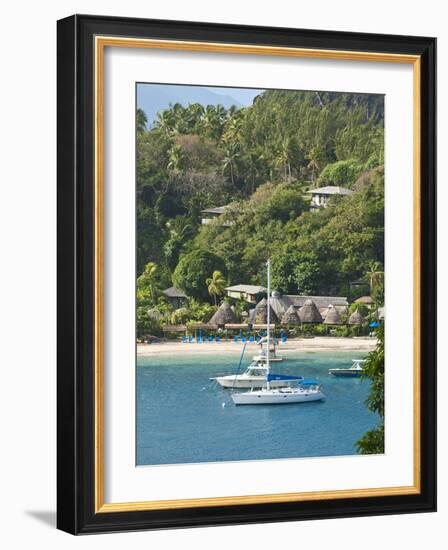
left=136, top=108, right=148, bottom=134
left=185, top=103, right=204, bottom=132
left=275, top=138, right=293, bottom=181
left=155, top=109, right=176, bottom=136
left=138, top=261, right=159, bottom=301
left=307, top=146, right=324, bottom=185
left=203, top=105, right=220, bottom=139
left=167, top=144, right=184, bottom=173
left=365, top=261, right=384, bottom=296
left=244, top=150, right=264, bottom=193
left=206, top=270, right=227, bottom=306
left=222, top=142, right=240, bottom=185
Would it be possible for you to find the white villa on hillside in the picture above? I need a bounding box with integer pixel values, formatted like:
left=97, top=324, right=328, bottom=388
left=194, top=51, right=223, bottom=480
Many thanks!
left=307, top=185, right=353, bottom=208
left=225, top=284, right=267, bottom=304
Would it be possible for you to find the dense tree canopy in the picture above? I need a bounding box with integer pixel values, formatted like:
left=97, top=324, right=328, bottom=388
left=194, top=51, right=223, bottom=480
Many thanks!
left=172, top=249, right=227, bottom=301
left=136, top=88, right=385, bottom=327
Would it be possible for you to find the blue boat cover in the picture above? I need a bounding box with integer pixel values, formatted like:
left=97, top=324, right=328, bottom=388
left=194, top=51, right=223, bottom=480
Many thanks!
left=299, top=380, right=319, bottom=386
left=267, top=374, right=304, bottom=382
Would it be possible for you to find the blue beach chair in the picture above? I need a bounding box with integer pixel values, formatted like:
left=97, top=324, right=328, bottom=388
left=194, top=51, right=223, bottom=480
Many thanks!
left=215, top=336, right=220, bottom=343
left=233, top=336, right=238, bottom=343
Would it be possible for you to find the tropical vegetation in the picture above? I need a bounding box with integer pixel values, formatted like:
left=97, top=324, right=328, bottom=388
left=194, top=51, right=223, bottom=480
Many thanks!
left=136, top=89, right=385, bottom=333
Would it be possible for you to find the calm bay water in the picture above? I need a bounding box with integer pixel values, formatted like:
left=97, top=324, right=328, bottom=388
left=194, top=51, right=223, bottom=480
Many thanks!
left=136, top=351, right=379, bottom=465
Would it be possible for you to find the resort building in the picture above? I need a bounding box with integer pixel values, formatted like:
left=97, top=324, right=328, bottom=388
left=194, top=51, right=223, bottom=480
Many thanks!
left=162, top=286, right=188, bottom=309
left=307, top=185, right=353, bottom=208
left=225, top=284, right=267, bottom=304
left=323, top=304, right=343, bottom=325
left=248, top=292, right=348, bottom=324
left=201, top=205, right=232, bottom=226
left=208, top=302, right=238, bottom=328
left=269, top=291, right=348, bottom=318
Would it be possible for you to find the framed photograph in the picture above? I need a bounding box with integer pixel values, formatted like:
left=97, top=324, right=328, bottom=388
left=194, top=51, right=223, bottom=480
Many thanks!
left=57, top=14, right=436, bottom=534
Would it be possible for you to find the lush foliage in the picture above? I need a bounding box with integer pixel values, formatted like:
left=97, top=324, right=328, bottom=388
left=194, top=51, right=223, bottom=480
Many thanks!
left=318, top=159, right=364, bottom=188
left=206, top=270, right=227, bottom=305
left=172, top=249, right=227, bottom=301
left=356, top=323, right=385, bottom=454
left=136, top=89, right=385, bottom=332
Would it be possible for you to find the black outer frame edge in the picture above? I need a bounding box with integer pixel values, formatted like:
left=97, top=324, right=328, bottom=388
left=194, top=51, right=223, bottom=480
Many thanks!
left=418, top=38, right=437, bottom=513
left=56, top=14, right=437, bottom=535
left=57, top=15, right=78, bottom=535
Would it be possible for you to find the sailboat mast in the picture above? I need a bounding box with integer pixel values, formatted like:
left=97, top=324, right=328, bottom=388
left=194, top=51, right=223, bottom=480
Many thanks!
left=266, top=258, right=271, bottom=390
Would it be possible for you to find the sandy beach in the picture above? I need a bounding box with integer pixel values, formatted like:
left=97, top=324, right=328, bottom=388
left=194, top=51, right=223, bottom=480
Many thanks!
left=137, top=336, right=377, bottom=356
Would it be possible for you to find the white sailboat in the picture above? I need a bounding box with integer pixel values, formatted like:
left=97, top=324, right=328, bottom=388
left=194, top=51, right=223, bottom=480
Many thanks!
left=231, top=259, right=325, bottom=406
left=212, top=360, right=302, bottom=388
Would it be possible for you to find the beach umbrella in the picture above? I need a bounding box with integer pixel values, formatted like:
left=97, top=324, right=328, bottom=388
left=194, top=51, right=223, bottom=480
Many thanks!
left=281, top=305, right=301, bottom=325
left=323, top=304, right=343, bottom=325
left=298, top=299, right=323, bottom=323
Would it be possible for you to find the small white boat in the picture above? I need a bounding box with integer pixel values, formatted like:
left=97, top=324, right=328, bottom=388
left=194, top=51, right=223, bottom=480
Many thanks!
left=231, top=259, right=325, bottom=406
left=212, top=360, right=302, bottom=388
left=329, top=359, right=366, bottom=377
left=232, top=379, right=325, bottom=405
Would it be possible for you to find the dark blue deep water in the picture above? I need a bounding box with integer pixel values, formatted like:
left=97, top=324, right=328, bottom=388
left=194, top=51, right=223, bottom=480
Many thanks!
left=136, top=351, right=379, bottom=465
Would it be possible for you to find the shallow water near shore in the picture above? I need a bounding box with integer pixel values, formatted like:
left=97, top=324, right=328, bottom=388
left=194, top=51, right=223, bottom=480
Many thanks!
left=136, top=351, right=379, bottom=466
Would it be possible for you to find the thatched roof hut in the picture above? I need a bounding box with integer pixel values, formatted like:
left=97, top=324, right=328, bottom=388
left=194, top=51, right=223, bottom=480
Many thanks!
left=323, top=304, right=343, bottom=325
left=348, top=310, right=365, bottom=325
left=253, top=298, right=279, bottom=324
left=298, top=299, right=323, bottom=323
left=270, top=291, right=287, bottom=318
left=208, top=302, right=238, bottom=326
left=281, top=305, right=301, bottom=325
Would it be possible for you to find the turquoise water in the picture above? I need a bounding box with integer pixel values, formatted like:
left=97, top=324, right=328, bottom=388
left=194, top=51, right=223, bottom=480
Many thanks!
left=136, top=351, right=379, bottom=465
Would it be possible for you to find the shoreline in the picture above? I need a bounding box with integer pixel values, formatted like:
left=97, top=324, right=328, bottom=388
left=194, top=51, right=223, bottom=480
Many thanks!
left=137, top=336, right=377, bottom=356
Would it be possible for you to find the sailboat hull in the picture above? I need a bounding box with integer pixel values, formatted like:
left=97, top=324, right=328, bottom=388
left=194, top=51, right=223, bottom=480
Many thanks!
left=213, top=376, right=290, bottom=388
left=232, top=389, right=325, bottom=405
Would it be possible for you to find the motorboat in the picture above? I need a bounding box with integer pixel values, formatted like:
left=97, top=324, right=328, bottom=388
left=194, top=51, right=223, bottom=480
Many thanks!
left=329, top=359, right=366, bottom=377
left=212, top=360, right=302, bottom=388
